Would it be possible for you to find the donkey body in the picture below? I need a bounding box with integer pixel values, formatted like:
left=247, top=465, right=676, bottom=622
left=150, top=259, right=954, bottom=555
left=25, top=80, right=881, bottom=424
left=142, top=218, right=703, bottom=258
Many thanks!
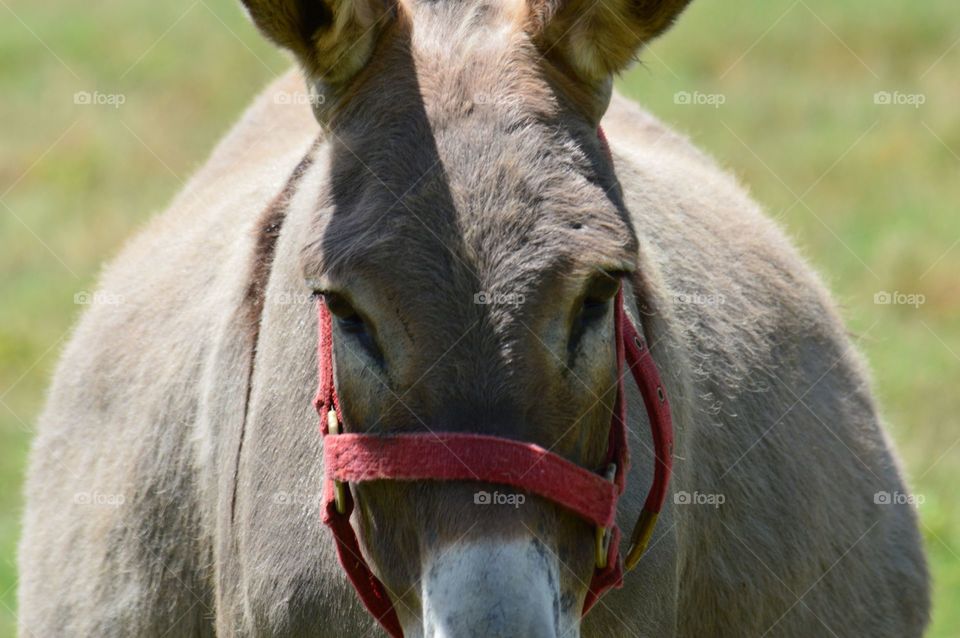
left=20, top=1, right=928, bottom=636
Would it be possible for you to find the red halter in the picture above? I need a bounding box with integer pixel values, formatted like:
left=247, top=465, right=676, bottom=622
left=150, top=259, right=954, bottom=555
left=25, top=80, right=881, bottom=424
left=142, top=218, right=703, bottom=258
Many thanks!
left=313, top=285, right=674, bottom=637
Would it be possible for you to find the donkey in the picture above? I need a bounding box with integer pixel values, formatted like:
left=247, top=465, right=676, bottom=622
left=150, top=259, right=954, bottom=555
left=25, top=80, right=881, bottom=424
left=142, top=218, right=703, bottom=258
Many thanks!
left=19, top=0, right=929, bottom=636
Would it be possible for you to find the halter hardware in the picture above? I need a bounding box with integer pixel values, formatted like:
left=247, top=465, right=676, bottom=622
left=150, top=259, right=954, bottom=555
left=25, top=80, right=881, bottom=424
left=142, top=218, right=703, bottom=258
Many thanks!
left=594, top=463, right=617, bottom=569
left=326, top=409, right=348, bottom=515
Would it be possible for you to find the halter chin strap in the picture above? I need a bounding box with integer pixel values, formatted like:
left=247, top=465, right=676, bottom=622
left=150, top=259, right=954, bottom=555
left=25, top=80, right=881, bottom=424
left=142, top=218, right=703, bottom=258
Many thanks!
left=313, top=283, right=674, bottom=637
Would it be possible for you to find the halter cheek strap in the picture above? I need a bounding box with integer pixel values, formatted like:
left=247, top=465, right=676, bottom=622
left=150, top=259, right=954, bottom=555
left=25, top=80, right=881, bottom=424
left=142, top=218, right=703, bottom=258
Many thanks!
left=313, top=287, right=674, bottom=638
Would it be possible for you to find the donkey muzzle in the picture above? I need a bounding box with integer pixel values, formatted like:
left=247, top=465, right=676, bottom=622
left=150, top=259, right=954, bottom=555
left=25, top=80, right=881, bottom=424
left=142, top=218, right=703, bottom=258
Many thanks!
left=415, top=537, right=574, bottom=638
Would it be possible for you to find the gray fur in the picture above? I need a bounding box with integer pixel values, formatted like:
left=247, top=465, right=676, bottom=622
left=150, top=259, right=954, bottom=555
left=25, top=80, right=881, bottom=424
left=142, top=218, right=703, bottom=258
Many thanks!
left=19, top=1, right=928, bottom=636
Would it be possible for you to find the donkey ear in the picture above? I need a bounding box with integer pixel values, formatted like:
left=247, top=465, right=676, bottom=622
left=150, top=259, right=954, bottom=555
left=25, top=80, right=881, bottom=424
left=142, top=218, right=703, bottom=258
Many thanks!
left=240, top=0, right=395, bottom=118
left=534, top=0, right=692, bottom=80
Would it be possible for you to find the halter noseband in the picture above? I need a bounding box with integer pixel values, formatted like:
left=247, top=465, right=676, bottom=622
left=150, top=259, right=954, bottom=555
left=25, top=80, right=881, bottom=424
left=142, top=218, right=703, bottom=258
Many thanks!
left=313, top=128, right=673, bottom=637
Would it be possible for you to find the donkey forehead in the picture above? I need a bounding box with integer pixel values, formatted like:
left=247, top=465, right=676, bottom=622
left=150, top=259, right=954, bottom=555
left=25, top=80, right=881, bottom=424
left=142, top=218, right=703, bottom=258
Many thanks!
left=315, top=112, right=635, bottom=291
left=314, top=125, right=636, bottom=296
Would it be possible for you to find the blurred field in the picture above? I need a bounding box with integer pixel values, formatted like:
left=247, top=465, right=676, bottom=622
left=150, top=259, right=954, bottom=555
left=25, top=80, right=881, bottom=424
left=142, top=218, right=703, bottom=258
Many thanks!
left=1, top=0, right=957, bottom=635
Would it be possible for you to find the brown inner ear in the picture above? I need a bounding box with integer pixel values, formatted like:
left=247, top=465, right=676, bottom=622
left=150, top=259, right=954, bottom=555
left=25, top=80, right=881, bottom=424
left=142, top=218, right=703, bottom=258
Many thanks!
left=240, top=0, right=331, bottom=66
left=295, top=1, right=335, bottom=63
left=529, top=0, right=693, bottom=82
left=242, top=0, right=398, bottom=114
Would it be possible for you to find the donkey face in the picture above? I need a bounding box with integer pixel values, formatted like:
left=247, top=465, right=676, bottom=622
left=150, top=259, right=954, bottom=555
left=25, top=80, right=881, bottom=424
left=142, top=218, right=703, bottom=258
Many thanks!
left=244, top=0, right=690, bottom=635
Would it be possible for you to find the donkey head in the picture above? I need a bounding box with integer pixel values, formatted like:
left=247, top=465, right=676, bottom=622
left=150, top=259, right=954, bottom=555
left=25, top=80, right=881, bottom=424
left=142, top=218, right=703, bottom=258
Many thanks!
left=243, top=0, right=689, bottom=635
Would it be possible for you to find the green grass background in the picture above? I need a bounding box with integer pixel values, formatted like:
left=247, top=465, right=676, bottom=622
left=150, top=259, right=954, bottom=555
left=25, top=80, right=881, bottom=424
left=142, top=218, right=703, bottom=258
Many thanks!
left=1, top=0, right=957, bottom=635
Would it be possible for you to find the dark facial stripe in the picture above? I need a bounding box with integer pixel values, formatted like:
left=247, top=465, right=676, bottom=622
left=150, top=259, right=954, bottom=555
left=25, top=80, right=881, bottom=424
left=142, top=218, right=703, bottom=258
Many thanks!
left=230, top=135, right=321, bottom=527
left=242, top=137, right=321, bottom=337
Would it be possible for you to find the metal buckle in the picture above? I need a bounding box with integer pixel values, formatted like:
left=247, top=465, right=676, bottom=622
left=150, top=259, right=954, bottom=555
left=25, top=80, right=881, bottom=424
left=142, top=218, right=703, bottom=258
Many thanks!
left=327, top=409, right=348, bottom=515
left=594, top=463, right=617, bottom=568
left=624, top=509, right=659, bottom=571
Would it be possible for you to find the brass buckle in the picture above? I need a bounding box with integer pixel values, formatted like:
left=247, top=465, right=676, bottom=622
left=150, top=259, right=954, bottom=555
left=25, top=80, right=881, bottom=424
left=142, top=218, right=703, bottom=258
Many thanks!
left=327, top=410, right=348, bottom=515
left=594, top=463, right=617, bottom=568
left=624, top=509, right=659, bottom=571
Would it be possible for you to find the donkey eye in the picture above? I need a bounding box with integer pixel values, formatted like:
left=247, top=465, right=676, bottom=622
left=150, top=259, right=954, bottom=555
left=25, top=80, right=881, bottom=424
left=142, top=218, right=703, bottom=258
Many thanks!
left=580, top=272, right=621, bottom=320
left=337, top=312, right=367, bottom=335
left=579, top=295, right=611, bottom=324
left=322, top=293, right=384, bottom=363
left=568, top=272, right=622, bottom=354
